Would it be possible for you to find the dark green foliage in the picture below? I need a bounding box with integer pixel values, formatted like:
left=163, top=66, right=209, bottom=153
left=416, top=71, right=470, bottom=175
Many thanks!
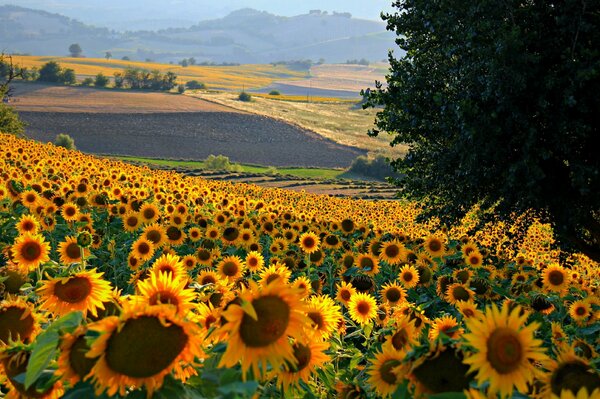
left=268, top=90, right=280, bottom=95
left=185, top=80, right=206, bottom=90
left=121, top=68, right=177, bottom=91
left=365, top=0, right=600, bottom=257
left=38, top=61, right=62, bottom=83
left=54, top=133, right=76, bottom=150
left=177, top=84, right=185, bottom=94
left=0, top=103, right=25, bottom=136
left=81, top=77, right=94, bottom=86
left=68, top=43, right=82, bottom=57
left=60, top=68, right=76, bottom=85
left=238, top=91, right=252, bottom=102
left=94, top=73, right=109, bottom=87
left=346, top=155, right=396, bottom=181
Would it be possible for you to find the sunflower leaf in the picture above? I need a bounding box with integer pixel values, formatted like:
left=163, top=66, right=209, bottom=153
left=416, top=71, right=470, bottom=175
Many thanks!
left=240, top=299, right=258, bottom=321
left=425, top=393, right=466, bottom=399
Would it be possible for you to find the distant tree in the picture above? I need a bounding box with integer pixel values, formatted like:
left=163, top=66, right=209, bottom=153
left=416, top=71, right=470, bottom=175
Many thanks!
left=113, top=72, right=124, bottom=88
left=185, top=80, right=205, bottom=90
left=0, top=104, right=25, bottom=137
left=268, top=90, right=280, bottom=95
left=94, top=73, right=109, bottom=87
left=188, top=57, right=196, bottom=66
left=54, top=133, right=76, bottom=150
left=121, top=56, right=130, bottom=61
left=81, top=77, right=94, bottom=86
left=105, top=51, right=112, bottom=60
left=69, top=43, right=83, bottom=58
left=179, top=59, right=189, bottom=67
left=60, top=68, right=76, bottom=85
left=177, top=84, right=185, bottom=94
left=38, top=61, right=63, bottom=83
left=238, top=92, right=252, bottom=102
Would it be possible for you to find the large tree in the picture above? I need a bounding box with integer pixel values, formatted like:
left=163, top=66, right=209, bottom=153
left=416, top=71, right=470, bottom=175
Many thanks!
left=366, top=0, right=600, bottom=258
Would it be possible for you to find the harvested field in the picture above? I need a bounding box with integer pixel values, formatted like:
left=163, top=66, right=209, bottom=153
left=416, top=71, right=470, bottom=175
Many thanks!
left=19, top=111, right=366, bottom=168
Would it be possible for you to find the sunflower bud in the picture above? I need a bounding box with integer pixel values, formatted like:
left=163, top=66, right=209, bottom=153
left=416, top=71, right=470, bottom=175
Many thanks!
left=77, top=231, right=93, bottom=248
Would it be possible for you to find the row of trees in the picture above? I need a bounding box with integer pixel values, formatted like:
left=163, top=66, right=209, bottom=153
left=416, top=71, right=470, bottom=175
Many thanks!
left=113, top=68, right=177, bottom=91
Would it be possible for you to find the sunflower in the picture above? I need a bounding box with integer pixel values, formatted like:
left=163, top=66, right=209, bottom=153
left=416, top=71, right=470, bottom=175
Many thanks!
left=544, top=345, right=600, bottom=399
left=551, top=388, right=600, bottom=399
left=20, top=189, right=40, bottom=209
left=139, top=203, right=160, bottom=224
left=37, top=269, right=113, bottom=318
left=151, top=253, right=187, bottom=281
left=463, top=302, right=548, bottom=398
left=465, top=251, right=484, bottom=268
left=122, top=211, right=142, bottom=232
left=277, top=339, right=330, bottom=393
left=348, top=292, right=378, bottom=326
left=1, top=349, right=64, bottom=399
left=543, top=264, right=571, bottom=295
left=299, top=232, right=320, bottom=254
left=367, top=347, right=405, bottom=398
left=569, top=299, right=592, bottom=325
left=131, top=236, right=156, bottom=262
left=87, top=302, right=204, bottom=397
left=218, top=280, right=309, bottom=379
left=137, top=271, right=196, bottom=314
left=246, top=251, right=265, bottom=273
left=356, top=253, right=380, bottom=276
left=57, top=326, right=98, bottom=385
left=305, top=295, right=342, bottom=339
left=399, top=264, right=420, bottom=289
left=379, top=239, right=405, bottom=265
left=424, top=236, right=445, bottom=258
left=217, top=255, right=245, bottom=282
left=429, top=315, right=463, bottom=341
left=380, top=282, right=407, bottom=307
left=456, top=300, right=482, bottom=320
left=58, top=235, right=89, bottom=264
left=15, top=214, right=39, bottom=235
left=385, top=314, right=419, bottom=354
left=11, top=233, right=51, bottom=272
left=181, top=254, right=197, bottom=270
left=142, top=223, right=167, bottom=248
left=165, top=225, right=186, bottom=246
left=259, top=263, right=292, bottom=286
left=336, top=281, right=356, bottom=307
left=196, top=247, right=214, bottom=267
left=409, top=346, right=474, bottom=396
left=445, top=283, right=475, bottom=305
left=197, top=269, right=222, bottom=287
left=0, top=298, right=39, bottom=345
left=196, top=302, right=222, bottom=343
left=292, top=276, right=312, bottom=298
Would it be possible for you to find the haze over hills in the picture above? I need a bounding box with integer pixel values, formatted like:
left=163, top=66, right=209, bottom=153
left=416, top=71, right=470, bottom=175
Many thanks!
left=0, top=5, right=397, bottom=64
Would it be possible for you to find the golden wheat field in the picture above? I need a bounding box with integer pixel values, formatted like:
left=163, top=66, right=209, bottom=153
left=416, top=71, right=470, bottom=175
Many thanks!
left=0, top=132, right=599, bottom=398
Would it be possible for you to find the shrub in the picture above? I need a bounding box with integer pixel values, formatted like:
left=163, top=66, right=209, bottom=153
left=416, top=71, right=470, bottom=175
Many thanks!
left=54, top=134, right=76, bottom=150
left=38, top=61, right=62, bottom=83
left=204, top=155, right=241, bottom=172
left=238, top=92, right=252, bottom=102
left=185, top=80, right=206, bottom=90
left=0, top=103, right=25, bottom=137
left=94, top=73, right=109, bottom=87
left=346, top=155, right=396, bottom=181
left=269, top=90, right=281, bottom=96
left=177, top=84, right=186, bottom=94
left=81, top=77, right=94, bottom=86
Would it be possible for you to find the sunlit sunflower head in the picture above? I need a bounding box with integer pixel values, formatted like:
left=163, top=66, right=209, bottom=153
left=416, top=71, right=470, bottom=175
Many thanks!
left=463, top=302, right=548, bottom=398
left=380, top=282, right=407, bottom=307
left=130, top=236, right=155, bottom=262
left=137, top=271, right=196, bottom=314
left=11, top=233, right=51, bottom=272
left=456, top=300, right=482, bottom=320
left=445, top=283, right=475, bottom=305
left=217, top=255, right=246, bottom=282
left=15, top=214, right=40, bottom=235
left=37, top=269, right=113, bottom=318
left=181, top=254, right=197, bottom=270
left=245, top=251, right=265, bottom=273
left=57, top=326, right=99, bottom=385
left=348, top=292, right=378, bottom=326
left=20, top=189, right=40, bottom=209
left=58, top=235, right=89, bottom=264
left=356, top=253, right=380, bottom=276
left=335, top=281, right=356, bottom=306
left=428, top=315, right=463, bottom=341
left=305, top=295, right=342, bottom=339
left=165, top=225, right=186, bottom=245
left=399, top=264, right=420, bottom=289
left=218, top=280, right=310, bottom=379
left=299, top=232, right=320, bottom=254
left=151, top=253, right=186, bottom=281
left=367, top=347, right=405, bottom=398
left=277, top=339, right=330, bottom=394
left=424, top=235, right=445, bottom=258
left=464, top=251, right=484, bottom=268
left=139, top=202, right=160, bottom=224
left=569, top=299, right=593, bottom=325
left=379, top=239, right=406, bottom=266
left=543, top=263, right=571, bottom=295
left=87, top=302, right=204, bottom=397
left=292, top=276, right=312, bottom=298
left=259, top=263, right=292, bottom=286
left=385, top=314, right=419, bottom=354
left=195, top=302, right=222, bottom=343
left=122, top=211, right=142, bottom=232
left=142, top=223, right=167, bottom=248
left=0, top=298, right=39, bottom=346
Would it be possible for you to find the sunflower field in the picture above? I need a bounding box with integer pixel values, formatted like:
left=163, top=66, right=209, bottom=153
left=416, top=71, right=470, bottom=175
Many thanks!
left=0, top=132, right=598, bottom=399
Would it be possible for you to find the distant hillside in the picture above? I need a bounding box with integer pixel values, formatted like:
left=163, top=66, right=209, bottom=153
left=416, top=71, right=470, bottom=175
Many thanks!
left=0, top=6, right=396, bottom=64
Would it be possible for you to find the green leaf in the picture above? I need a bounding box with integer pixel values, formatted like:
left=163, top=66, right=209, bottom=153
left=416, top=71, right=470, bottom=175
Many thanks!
left=217, top=380, right=259, bottom=396
left=426, top=393, right=467, bottom=399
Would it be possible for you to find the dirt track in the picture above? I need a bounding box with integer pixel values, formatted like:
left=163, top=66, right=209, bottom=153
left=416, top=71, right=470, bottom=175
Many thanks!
left=18, top=111, right=366, bottom=168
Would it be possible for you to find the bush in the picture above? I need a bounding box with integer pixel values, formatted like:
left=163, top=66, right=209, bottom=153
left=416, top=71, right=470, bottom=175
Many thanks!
left=81, top=77, right=94, bottom=86
left=54, top=134, right=76, bottom=150
left=0, top=103, right=25, bottom=137
left=268, top=90, right=280, bottom=96
left=38, top=61, right=62, bottom=83
left=204, top=155, right=241, bottom=172
left=185, top=80, right=206, bottom=90
left=346, top=155, right=396, bottom=181
left=238, top=92, right=252, bottom=102
left=177, top=84, right=186, bottom=94
left=94, top=73, right=109, bottom=87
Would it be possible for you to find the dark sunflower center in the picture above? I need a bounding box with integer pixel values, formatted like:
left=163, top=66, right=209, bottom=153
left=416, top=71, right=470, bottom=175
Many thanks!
left=412, top=350, right=473, bottom=393
left=222, top=261, right=239, bottom=277
left=105, top=316, right=188, bottom=378
left=360, top=257, right=375, bottom=270
left=341, top=219, right=354, bottom=232
left=22, top=221, right=35, bottom=231
left=385, top=245, right=400, bottom=258
left=65, top=207, right=76, bottom=217
left=303, top=237, right=315, bottom=248
left=166, top=226, right=182, bottom=240
left=456, top=271, right=470, bottom=283
left=550, top=361, right=600, bottom=396
left=25, top=193, right=36, bottom=203
left=286, top=343, right=311, bottom=373
left=309, top=251, right=323, bottom=262
left=137, top=242, right=151, bottom=255
left=200, top=275, right=216, bottom=285
left=463, top=309, right=475, bottom=317
left=158, top=265, right=175, bottom=275
left=428, top=239, right=442, bottom=253
left=149, top=291, right=180, bottom=306
left=391, top=329, right=408, bottom=351
left=486, top=327, right=523, bottom=374
left=146, top=230, right=162, bottom=244
left=0, top=307, right=35, bottom=344
left=340, top=290, right=351, bottom=301
left=205, top=315, right=216, bottom=329
left=548, top=270, right=565, bottom=286
left=469, top=255, right=481, bottom=265
left=308, top=311, right=325, bottom=330
left=239, top=295, right=290, bottom=348
left=126, top=216, right=138, bottom=227
left=403, top=272, right=413, bottom=282
left=326, top=235, right=339, bottom=246
left=198, top=249, right=211, bottom=261
left=343, top=255, right=354, bottom=269
left=54, top=277, right=92, bottom=303
left=21, top=241, right=42, bottom=261
left=575, top=306, right=587, bottom=316
left=248, top=258, right=258, bottom=267
left=452, top=286, right=471, bottom=301
left=65, top=242, right=82, bottom=260
left=386, top=288, right=402, bottom=303
left=143, top=208, right=156, bottom=220
left=69, top=335, right=97, bottom=379
left=4, top=352, right=54, bottom=398
left=380, top=359, right=401, bottom=385
left=223, top=227, right=239, bottom=241
left=266, top=274, right=280, bottom=284
left=356, top=301, right=371, bottom=315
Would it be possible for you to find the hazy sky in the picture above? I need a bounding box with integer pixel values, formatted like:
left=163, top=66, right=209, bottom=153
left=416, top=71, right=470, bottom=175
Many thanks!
left=1, top=1, right=397, bottom=25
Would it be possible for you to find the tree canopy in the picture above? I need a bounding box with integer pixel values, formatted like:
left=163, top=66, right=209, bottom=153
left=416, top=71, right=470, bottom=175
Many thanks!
left=365, top=0, right=600, bottom=258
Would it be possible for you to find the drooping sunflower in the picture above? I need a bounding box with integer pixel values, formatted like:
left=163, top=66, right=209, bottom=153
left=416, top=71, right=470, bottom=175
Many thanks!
left=57, top=326, right=99, bottom=385
left=379, top=239, right=405, bottom=265
left=87, top=302, right=204, bottom=397
left=463, top=302, right=548, bottom=398
left=277, top=339, right=330, bottom=393
left=336, top=281, right=356, bottom=307
left=0, top=298, right=39, bottom=345
left=305, top=295, right=342, bottom=339
left=380, top=282, right=407, bottom=307
left=11, top=233, right=51, bottom=272
left=130, top=236, right=155, bottom=262
left=58, top=235, right=89, bottom=264
left=37, top=269, right=113, bottom=318
left=136, top=271, right=196, bottom=314
left=543, top=264, right=571, bottom=295
left=299, top=232, right=320, bottom=254
left=544, top=345, right=600, bottom=399
left=348, top=292, right=378, bottom=326
left=217, top=255, right=245, bottom=283
left=384, top=314, right=419, bottom=354
left=218, top=280, right=309, bottom=379
left=1, top=349, right=64, bottom=399
left=367, top=347, right=405, bottom=398
left=399, top=264, right=420, bottom=289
